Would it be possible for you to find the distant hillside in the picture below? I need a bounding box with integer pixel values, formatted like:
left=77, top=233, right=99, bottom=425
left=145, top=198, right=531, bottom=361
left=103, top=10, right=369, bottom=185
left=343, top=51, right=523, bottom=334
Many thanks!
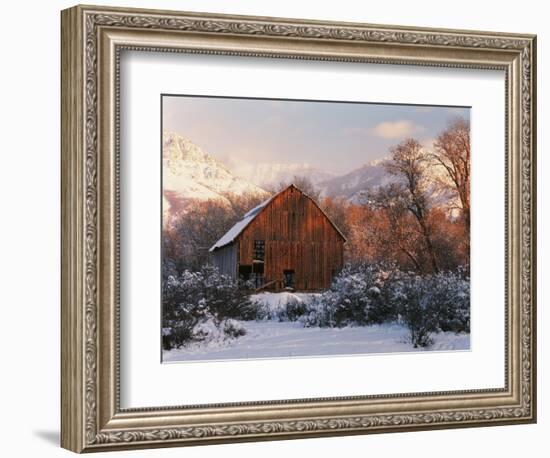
left=319, top=156, right=458, bottom=211
left=318, top=158, right=394, bottom=202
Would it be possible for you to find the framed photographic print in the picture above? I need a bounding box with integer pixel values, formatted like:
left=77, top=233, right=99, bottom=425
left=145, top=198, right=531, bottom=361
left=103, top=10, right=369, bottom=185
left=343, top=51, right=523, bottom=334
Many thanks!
left=61, top=4, right=537, bottom=453
left=160, top=95, right=472, bottom=362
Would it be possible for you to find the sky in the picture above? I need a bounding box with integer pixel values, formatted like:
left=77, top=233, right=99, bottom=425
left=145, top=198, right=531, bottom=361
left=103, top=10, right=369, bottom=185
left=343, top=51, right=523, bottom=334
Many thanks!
left=162, top=95, right=470, bottom=176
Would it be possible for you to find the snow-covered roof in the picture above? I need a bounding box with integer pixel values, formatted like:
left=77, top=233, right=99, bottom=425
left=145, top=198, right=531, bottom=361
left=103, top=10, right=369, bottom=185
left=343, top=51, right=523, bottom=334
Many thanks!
left=209, top=196, right=273, bottom=252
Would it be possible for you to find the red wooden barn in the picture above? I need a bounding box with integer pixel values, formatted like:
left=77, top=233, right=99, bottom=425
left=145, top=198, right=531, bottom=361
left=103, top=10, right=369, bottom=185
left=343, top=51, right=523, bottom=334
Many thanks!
left=209, top=184, right=346, bottom=291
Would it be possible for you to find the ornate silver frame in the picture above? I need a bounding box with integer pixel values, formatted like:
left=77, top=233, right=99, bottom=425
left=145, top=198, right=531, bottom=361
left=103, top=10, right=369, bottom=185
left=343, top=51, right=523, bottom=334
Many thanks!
left=61, top=4, right=537, bottom=453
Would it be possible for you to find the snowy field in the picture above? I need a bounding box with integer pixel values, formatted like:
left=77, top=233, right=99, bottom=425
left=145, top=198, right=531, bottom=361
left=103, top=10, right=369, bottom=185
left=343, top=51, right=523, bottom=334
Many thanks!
left=163, top=320, right=470, bottom=362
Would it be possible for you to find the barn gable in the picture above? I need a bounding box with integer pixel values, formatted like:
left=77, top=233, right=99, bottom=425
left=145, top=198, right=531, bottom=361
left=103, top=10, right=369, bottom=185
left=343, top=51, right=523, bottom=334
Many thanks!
left=209, top=184, right=345, bottom=253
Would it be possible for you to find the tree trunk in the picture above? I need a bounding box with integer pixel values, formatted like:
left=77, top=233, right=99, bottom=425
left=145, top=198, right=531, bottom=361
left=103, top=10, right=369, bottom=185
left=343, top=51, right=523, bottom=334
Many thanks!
left=418, top=219, right=439, bottom=273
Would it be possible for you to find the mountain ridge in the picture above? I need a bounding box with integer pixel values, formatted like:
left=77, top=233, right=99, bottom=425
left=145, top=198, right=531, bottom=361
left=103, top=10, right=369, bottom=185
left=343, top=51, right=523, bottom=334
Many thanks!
left=225, top=160, right=336, bottom=190
left=163, top=132, right=458, bottom=219
left=163, top=132, right=269, bottom=219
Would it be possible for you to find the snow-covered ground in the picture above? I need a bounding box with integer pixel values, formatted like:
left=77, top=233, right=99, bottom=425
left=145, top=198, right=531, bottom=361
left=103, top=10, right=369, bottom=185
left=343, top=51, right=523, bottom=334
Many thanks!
left=163, top=320, right=470, bottom=363
left=249, top=291, right=319, bottom=316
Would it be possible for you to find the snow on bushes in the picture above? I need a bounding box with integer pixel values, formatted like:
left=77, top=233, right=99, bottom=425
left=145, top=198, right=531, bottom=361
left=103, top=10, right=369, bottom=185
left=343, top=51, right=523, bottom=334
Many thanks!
left=162, top=265, right=252, bottom=350
left=189, top=317, right=247, bottom=346
left=162, top=263, right=470, bottom=351
left=431, top=268, right=470, bottom=334
left=223, top=319, right=247, bottom=338
left=250, top=292, right=315, bottom=322
left=390, top=273, right=441, bottom=347
left=300, top=264, right=470, bottom=348
left=301, top=264, right=398, bottom=328
left=390, top=268, right=470, bottom=347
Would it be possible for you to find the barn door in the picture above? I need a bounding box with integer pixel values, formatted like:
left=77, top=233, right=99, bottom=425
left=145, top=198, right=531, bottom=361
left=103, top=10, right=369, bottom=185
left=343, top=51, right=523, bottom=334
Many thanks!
left=238, top=265, right=252, bottom=281
left=283, top=270, right=295, bottom=289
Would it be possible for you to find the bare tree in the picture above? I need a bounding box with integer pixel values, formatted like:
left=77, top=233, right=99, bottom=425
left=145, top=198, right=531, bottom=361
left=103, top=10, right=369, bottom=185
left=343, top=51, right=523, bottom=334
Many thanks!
left=271, top=175, right=322, bottom=204
left=431, top=117, right=470, bottom=229
left=320, top=196, right=350, bottom=238
left=366, top=184, right=425, bottom=272
left=165, top=199, right=238, bottom=273
left=223, top=191, right=270, bottom=219
left=163, top=191, right=270, bottom=275
left=385, top=138, right=440, bottom=273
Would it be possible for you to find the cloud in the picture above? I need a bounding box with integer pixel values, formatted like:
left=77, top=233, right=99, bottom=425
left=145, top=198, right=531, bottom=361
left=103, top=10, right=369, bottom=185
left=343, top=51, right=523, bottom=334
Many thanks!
left=370, top=120, right=424, bottom=139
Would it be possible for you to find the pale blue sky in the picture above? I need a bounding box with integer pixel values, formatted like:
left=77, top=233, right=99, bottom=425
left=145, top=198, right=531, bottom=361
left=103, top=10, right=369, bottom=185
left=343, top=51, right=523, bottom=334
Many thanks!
left=162, top=95, right=469, bottom=175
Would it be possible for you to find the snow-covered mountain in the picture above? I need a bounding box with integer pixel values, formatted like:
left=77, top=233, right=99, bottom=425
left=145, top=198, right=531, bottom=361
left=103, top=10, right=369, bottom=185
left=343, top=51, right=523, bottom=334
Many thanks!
left=227, top=161, right=336, bottom=190
left=163, top=132, right=268, bottom=217
left=162, top=131, right=459, bottom=221
left=318, top=157, right=394, bottom=202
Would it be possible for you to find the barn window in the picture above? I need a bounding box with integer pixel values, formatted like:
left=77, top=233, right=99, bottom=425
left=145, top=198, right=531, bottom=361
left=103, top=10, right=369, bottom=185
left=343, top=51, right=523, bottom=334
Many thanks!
left=253, top=240, right=265, bottom=261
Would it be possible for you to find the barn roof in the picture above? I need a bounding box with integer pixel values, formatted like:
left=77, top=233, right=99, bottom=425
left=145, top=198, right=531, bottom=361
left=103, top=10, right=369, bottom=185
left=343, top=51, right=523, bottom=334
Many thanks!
left=209, top=196, right=272, bottom=252
left=209, top=184, right=346, bottom=252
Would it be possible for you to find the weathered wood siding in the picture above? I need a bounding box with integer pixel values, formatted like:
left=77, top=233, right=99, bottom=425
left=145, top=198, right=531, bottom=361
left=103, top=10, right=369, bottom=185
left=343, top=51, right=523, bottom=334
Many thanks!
left=238, top=186, right=344, bottom=290
left=211, top=243, right=237, bottom=279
